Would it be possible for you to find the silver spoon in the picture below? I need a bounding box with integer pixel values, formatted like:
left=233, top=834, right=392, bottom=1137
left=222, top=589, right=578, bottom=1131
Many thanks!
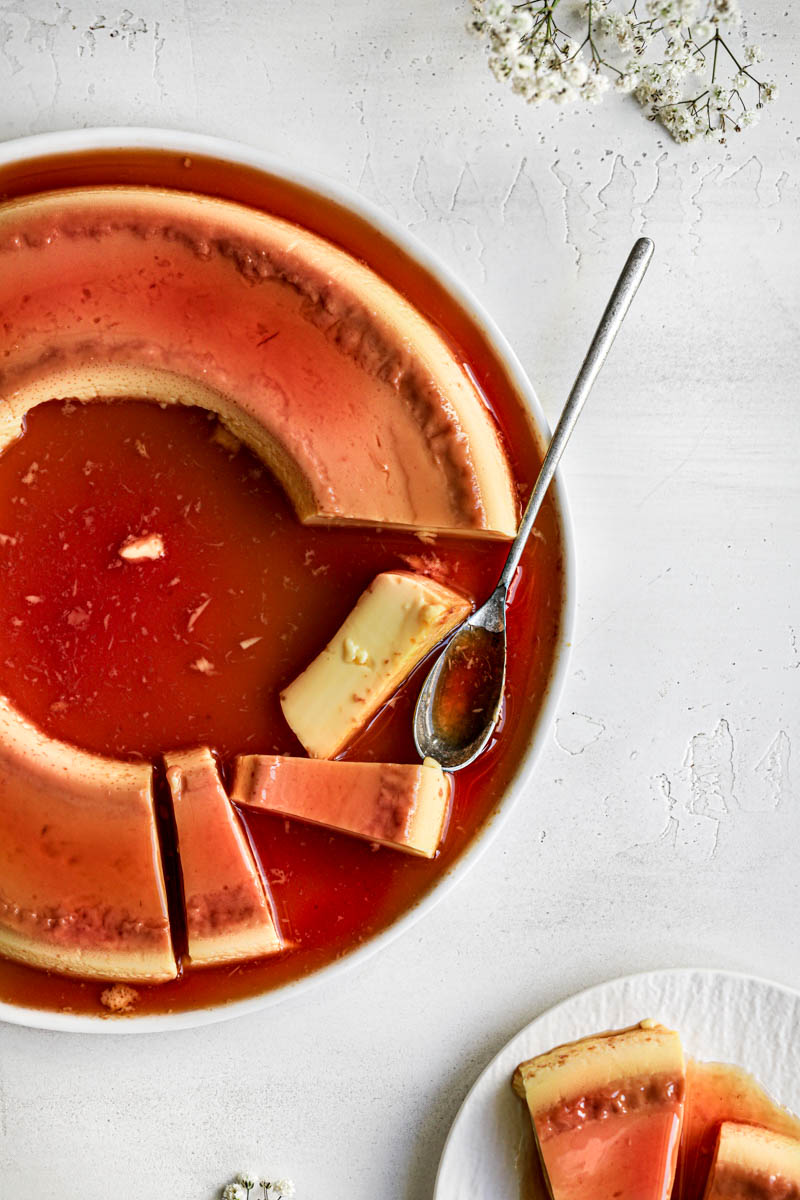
left=413, top=236, right=655, bottom=770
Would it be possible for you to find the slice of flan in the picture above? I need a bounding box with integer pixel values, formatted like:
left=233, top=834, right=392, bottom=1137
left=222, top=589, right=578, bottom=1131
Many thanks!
left=231, top=754, right=452, bottom=858
left=0, top=186, right=518, bottom=538
left=702, top=1123, right=800, bottom=1200
left=164, top=747, right=283, bottom=967
left=678, top=1060, right=800, bottom=1200
left=280, top=570, right=471, bottom=758
left=0, top=695, right=175, bottom=982
left=512, top=1021, right=685, bottom=1200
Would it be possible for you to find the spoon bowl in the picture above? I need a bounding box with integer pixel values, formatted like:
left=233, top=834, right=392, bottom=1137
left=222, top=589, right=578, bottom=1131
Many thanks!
left=413, top=586, right=508, bottom=769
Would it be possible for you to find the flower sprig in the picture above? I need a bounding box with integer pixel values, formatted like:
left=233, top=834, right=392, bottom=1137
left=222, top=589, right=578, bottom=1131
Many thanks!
left=469, top=0, right=611, bottom=103
left=468, top=0, right=777, bottom=142
left=221, top=1172, right=295, bottom=1200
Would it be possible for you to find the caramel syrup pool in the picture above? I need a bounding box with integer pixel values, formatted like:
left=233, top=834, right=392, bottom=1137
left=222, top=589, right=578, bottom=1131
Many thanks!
left=0, top=149, right=564, bottom=1017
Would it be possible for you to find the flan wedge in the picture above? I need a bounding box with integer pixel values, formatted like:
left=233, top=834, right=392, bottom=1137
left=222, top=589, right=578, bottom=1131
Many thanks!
left=0, top=186, right=518, bottom=538
left=0, top=696, right=175, bottom=982
left=513, top=1021, right=685, bottom=1200
left=231, top=754, right=452, bottom=858
left=702, top=1123, right=800, bottom=1200
left=164, top=747, right=283, bottom=967
left=280, top=570, right=471, bottom=758
left=678, top=1060, right=800, bottom=1200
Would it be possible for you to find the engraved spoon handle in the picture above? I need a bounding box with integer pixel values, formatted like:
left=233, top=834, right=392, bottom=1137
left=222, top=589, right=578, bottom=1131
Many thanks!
left=497, top=236, right=655, bottom=594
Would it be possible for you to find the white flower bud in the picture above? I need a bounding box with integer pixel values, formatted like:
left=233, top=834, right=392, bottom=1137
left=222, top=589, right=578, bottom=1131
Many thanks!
left=507, top=10, right=534, bottom=36
left=563, top=57, right=589, bottom=86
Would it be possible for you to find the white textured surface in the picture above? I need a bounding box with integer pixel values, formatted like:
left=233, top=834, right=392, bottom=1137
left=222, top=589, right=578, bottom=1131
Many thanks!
left=0, top=3, right=798, bottom=1198
left=435, top=969, right=800, bottom=1198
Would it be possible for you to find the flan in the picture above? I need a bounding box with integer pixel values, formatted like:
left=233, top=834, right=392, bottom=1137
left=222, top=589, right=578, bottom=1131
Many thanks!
left=164, top=747, right=283, bottom=967
left=0, top=695, right=175, bottom=981
left=0, top=186, right=518, bottom=537
left=702, top=1123, right=800, bottom=1199
left=513, top=1021, right=685, bottom=1200
left=678, top=1061, right=800, bottom=1200
left=231, top=755, right=452, bottom=858
left=280, top=570, right=472, bottom=758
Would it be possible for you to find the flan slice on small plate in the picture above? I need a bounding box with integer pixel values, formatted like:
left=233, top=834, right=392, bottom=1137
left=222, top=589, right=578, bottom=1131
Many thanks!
left=165, top=747, right=283, bottom=967
left=702, top=1123, right=800, bottom=1200
left=0, top=695, right=175, bottom=982
left=678, top=1061, right=800, bottom=1200
left=512, top=1021, right=685, bottom=1200
left=231, top=754, right=452, bottom=858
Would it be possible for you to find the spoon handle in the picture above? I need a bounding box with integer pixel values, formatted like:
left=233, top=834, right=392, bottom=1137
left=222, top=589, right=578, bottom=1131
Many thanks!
left=498, top=236, right=655, bottom=593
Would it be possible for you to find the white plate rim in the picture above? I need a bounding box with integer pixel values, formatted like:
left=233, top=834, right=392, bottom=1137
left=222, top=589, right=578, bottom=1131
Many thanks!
left=0, top=126, right=577, bottom=1034
left=433, top=966, right=800, bottom=1200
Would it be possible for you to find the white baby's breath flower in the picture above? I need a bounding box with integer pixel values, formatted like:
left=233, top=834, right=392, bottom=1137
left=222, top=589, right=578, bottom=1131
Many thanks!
left=507, top=10, right=534, bottom=36
left=760, top=80, right=778, bottom=102
left=553, top=81, right=579, bottom=104
left=648, top=0, right=698, bottom=26
left=237, top=1173, right=257, bottom=1190
left=732, top=70, right=748, bottom=89
left=484, top=0, right=512, bottom=20
left=512, top=53, right=535, bottom=78
left=692, top=19, right=715, bottom=42
left=615, top=71, right=638, bottom=93
left=712, top=0, right=741, bottom=25
left=709, top=82, right=731, bottom=109
left=222, top=1187, right=243, bottom=1200
left=744, top=42, right=764, bottom=63
left=582, top=71, right=610, bottom=102
left=740, top=108, right=759, bottom=126
left=272, top=1182, right=296, bottom=1199
left=562, top=56, right=589, bottom=87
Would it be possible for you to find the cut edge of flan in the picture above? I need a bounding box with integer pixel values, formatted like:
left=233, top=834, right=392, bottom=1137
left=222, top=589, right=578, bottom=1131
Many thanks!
left=0, top=185, right=520, bottom=539
left=0, top=694, right=176, bottom=983
left=164, top=746, right=284, bottom=968
left=703, top=1122, right=800, bottom=1199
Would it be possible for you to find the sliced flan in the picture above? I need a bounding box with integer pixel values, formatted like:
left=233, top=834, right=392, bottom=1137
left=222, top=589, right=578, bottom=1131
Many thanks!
left=231, top=754, right=452, bottom=858
left=512, top=1021, right=685, bottom=1200
left=280, top=570, right=471, bottom=758
left=702, top=1123, right=800, bottom=1199
left=678, top=1060, right=800, bottom=1200
left=0, top=186, right=518, bottom=538
left=164, top=747, right=283, bottom=967
left=0, top=695, right=175, bottom=982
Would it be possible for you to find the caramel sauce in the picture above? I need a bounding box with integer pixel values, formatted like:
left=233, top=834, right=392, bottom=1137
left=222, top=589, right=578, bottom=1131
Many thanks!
left=0, top=147, right=564, bottom=1017
left=433, top=625, right=506, bottom=751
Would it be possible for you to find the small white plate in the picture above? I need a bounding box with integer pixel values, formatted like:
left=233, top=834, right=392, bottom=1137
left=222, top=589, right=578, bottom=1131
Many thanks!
left=434, top=968, right=800, bottom=1200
